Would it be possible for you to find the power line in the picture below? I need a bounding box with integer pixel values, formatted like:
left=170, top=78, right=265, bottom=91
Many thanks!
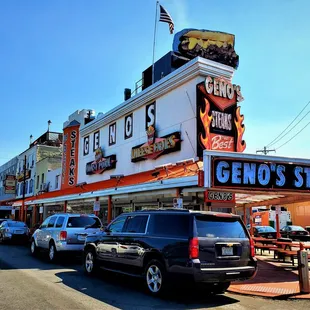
left=276, top=119, right=310, bottom=150
left=266, top=100, right=310, bottom=147
left=256, top=147, right=276, bottom=155
left=271, top=110, right=310, bottom=147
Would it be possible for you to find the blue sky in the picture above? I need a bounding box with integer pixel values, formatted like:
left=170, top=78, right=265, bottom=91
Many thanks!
left=1, top=0, right=310, bottom=165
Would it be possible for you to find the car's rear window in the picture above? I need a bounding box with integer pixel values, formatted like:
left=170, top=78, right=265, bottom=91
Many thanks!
left=8, top=222, right=27, bottom=227
left=67, top=216, right=101, bottom=228
left=256, top=226, right=276, bottom=233
left=152, top=214, right=189, bottom=237
left=195, top=216, right=247, bottom=238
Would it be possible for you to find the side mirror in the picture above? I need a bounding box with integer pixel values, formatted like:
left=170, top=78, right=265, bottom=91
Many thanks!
left=104, top=226, right=111, bottom=233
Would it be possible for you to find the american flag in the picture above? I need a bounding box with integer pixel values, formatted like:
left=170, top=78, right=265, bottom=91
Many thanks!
left=159, top=4, right=174, bottom=34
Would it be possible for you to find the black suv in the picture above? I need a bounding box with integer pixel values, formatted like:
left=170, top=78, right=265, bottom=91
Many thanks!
left=83, top=209, right=257, bottom=295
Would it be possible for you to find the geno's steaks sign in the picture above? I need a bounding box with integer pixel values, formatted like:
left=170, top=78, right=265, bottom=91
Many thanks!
left=211, top=157, right=310, bottom=191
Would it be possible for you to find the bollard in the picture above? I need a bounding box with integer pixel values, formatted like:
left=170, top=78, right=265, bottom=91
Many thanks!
left=298, top=242, right=310, bottom=294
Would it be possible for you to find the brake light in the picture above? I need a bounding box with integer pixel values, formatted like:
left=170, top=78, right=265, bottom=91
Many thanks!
left=189, top=237, right=199, bottom=259
left=60, top=231, right=67, bottom=241
left=250, top=238, right=255, bottom=257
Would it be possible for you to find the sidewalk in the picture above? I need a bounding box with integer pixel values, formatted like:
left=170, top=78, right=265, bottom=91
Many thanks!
left=228, top=253, right=310, bottom=299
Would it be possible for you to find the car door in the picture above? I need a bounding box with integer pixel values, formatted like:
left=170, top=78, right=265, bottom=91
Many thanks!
left=41, top=216, right=57, bottom=249
left=96, top=215, right=127, bottom=267
left=36, top=217, right=50, bottom=247
left=118, top=214, right=149, bottom=268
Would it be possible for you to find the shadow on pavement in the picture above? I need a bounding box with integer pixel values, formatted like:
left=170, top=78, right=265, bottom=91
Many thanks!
left=1, top=244, right=240, bottom=309
left=233, top=259, right=298, bottom=286
left=56, top=269, right=240, bottom=309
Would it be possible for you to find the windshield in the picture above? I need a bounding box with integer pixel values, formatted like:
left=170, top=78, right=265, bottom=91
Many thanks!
left=67, top=216, right=101, bottom=228
left=7, top=222, right=27, bottom=228
left=256, top=226, right=276, bottom=233
left=289, top=226, right=305, bottom=231
left=195, top=216, right=247, bottom=238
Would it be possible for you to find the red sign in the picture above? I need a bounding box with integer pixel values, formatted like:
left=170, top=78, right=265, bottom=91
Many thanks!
left=61, top=123, right=80, bottom=189
left=210, top=134, right=234, bottom=151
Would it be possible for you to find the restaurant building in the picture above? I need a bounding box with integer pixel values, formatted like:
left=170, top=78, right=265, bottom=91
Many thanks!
left=13, top=28, right=310, bottom=230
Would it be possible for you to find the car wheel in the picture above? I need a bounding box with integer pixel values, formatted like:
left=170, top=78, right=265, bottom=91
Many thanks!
left=84, top=249, right=97, bottom=276
left=145, top=259, right=166, bottom=296
left=30, top=239, right=38, bottom=256
left=212, top=282, right=231, bottom=294
left=48, top=241, right=57, bottom=262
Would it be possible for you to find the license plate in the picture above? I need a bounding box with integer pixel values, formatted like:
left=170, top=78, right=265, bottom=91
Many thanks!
left=14, top=230, right=24, bottom=234
left=222, top=247, right=233, bottom=256
left=78, top=235, right=86, bottom=241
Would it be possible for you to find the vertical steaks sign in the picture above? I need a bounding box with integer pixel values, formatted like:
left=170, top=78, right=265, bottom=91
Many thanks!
left=211, top=157, right=310, bottom=191
left=197, top=76, right=246, bottom=157
left=61, top=121, right=80, bottom=189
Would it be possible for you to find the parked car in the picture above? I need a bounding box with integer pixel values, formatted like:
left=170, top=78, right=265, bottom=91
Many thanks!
left=0, top=218, right=12, bottom=225
left=253, top=226, right=277, bottom=239
left=0, top=220, right=29, bottom=243
left=280, top=225, right=310, bottom=241
left=83, top=209, right=257, bottom=296
left=30, top=213, right=102, bottom=262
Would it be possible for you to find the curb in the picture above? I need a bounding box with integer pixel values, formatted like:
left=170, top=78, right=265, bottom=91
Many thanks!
left=228, top=287, right=310, bottom=300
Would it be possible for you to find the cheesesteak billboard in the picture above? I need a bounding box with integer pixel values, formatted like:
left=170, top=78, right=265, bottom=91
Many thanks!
left=197, top=76, right=246, bottom=157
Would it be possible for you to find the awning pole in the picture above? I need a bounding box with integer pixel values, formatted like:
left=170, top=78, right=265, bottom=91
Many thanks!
left=243, top=206, right=247, bottom=226
left=250, top=207, right=254, bottom=236
left=107, top=195, right=112, bottom=224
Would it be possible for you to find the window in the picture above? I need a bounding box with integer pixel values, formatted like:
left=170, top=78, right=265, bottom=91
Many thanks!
left=55, top=175, right=60, bottom=189
left=36, top=175, right=40, bottom=189
left=41, top=173, right=44, bottom=184
left=152, top=214, right=190, bottom=237
left=29, top=179, right=33, bottom=194
left=8, top=222, right=27, bottom=228
left=55, top=216, right=65, bottom=228
left=47, top=216, right=57, bottom=228
left=123, top=215, right=148, bottom=233
left=108, top=215, right=126, bottom=233
left=195, top=216, right=247, bottom=238
left=67, top=216, right=101, bottom=228
left=40, top=218, right=50, bottom=229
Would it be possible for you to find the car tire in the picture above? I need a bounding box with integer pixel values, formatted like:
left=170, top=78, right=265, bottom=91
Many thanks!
left=48, top=241, right=57, bottom=263
left=212, top=282, right=231, bottom=294
left=30, top=239, right=38, bottom=256
left=145, top=259, right=167, bottom=296
left=84, top=248, right=98, bottom=276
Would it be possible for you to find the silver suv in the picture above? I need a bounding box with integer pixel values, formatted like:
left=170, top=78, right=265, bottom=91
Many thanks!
left=30, top=213, right=102, bottom=262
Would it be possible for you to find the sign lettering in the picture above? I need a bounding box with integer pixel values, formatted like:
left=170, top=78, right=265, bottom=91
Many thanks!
left=211, top=157, right=310, bottom=191
left=145, top=102, right=156, bottom=130
left=125, top=114, right=133, bottom=139
left=109, top=123, right=116, bottom=145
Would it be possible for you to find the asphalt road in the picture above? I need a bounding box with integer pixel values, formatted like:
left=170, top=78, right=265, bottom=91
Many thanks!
left=0, top=244, right=309, bottom=310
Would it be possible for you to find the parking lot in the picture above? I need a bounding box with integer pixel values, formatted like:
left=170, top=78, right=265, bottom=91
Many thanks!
left=0, top=244, right=309, bottom=310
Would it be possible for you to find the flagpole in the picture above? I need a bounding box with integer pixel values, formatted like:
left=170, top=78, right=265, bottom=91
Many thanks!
left=152, top=1, right=159, bottom=85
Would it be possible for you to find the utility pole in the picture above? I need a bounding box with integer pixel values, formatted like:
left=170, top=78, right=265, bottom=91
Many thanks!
left=21, top=155, right=27, bottom=222
left=256, top=146, right=276, bottom=155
